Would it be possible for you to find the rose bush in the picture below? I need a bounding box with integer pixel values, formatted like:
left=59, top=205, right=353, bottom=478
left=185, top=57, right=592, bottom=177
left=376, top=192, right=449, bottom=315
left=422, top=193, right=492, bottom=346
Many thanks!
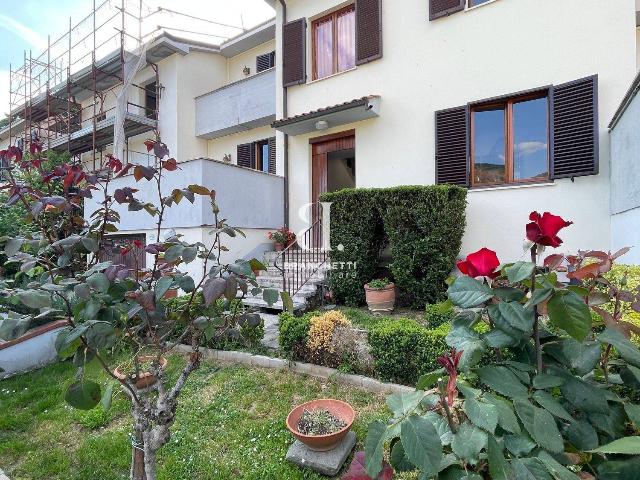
left=351, top=212, right=640, bottom=479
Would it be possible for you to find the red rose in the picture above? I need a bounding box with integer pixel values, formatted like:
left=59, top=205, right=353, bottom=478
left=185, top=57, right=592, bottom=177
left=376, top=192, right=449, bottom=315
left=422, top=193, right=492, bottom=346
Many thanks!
left=133, top=239, right=144, bottom=249
left=526, top=211, right=573, bottom=248
left=457, top=247, right=500, bottom=279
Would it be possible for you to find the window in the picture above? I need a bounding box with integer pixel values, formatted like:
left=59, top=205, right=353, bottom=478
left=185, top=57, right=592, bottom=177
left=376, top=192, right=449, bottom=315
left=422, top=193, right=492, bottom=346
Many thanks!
left=237, top=137, right=275, bottom=174
left=471, top=93, right=549, bottom=186
left=145, top=82, right=158, bottom=120
left=312, top=5, right=356, bottom=80
left=256, top=51, right=276, bottom=73
left=255, top=139, right=270, bottom=173
left=468, top=0, right=493, bottom=7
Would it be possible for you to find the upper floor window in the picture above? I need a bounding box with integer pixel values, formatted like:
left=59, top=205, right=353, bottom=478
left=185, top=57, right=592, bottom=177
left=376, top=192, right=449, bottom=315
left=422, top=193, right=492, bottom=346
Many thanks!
left=312, top=5, right=356, bottom=80
left=257, top=51, right=276, bottom=73
left=468, top=0, right=493, bottom=7
left=471, top=94, right=549, bottom=186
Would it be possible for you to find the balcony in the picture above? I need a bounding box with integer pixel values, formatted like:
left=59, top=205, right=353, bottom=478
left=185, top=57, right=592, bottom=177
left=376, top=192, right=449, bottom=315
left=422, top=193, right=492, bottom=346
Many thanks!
left=195, top=69, right=276, bottom=140
left=84, top=158, right=284, bottom=231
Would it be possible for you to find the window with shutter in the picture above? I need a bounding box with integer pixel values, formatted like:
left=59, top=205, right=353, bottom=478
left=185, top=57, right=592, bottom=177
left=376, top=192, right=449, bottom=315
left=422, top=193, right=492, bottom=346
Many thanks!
left=435, top=106, right=469, bottom=186
left=551, top=75, right=599, bottom=179
left=356, top=0, right=382, bottom=65
left=429, top=0, right=465, bottom=21
left=312, top=6, right=356, bottom=80
left=283, top=18, right=306, bottom=87
left=237, top=143, right=254, bottom=168
left=257, top=51, right=276, bottom=73
left=268, top=137, right=277, bottom=174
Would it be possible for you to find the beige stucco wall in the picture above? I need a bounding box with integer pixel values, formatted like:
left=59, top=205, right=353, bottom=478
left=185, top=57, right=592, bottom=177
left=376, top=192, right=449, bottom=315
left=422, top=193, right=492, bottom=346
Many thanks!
left=227, top=40, right=276, bottom=83
left=275, top=0, right=638, bottom=262
left=206, top=124, right=275, bottom=164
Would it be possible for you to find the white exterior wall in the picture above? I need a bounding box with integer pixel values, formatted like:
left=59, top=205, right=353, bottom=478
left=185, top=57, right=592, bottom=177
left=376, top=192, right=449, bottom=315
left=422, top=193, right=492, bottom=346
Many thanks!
left=227, top=40, right=276, bottom=83
left=275, top=0, right=638, bottom=262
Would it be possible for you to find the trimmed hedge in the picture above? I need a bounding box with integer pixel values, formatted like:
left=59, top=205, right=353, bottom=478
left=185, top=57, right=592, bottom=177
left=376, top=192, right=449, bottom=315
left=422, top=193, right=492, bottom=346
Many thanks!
left=368, top=319, right=450, bottom=385
left=425, top=301, right=455, bottom=328
left=320, top=185, right=467, bottom=307
left=279, top=311, right=313, bottom=360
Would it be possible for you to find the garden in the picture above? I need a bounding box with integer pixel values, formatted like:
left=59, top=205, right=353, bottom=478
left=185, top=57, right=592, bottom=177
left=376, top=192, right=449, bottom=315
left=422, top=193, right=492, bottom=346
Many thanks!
left=1, top=137, right=640, bottom=480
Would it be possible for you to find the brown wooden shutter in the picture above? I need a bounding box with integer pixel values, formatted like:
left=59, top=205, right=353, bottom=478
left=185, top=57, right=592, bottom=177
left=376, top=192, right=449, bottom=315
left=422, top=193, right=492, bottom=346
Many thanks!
left=435, top=106, right=469, bottom=186
left=237, top=143, right=254, bottom=168
left=356, top=0, right=382, bottom=65
left=268, top=137, right=276, bottom=174
left=429, top=0, right=465, bottom=21
left=257, top=51, right=275, bottom=73
left=283, top=18, right=306, bottom=87
left=551, top=75, right=599, bottom=179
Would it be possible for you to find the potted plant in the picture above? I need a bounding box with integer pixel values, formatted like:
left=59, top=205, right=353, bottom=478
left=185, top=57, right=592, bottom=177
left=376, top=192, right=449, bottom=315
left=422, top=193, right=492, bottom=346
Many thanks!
left=286, top=399, right=355, bottom=451
left=268, top=227, right=295, bottom=251
left=114, top=355, right=168, bottom=390
left=364, top=278, right=396, bottom=312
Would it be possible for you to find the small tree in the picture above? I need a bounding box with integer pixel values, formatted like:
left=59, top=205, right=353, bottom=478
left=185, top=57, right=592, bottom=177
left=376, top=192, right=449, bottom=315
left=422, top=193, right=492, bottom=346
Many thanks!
left=0, top=139, right=291, bottom=480
left=355, top=212, right=640, bottom=479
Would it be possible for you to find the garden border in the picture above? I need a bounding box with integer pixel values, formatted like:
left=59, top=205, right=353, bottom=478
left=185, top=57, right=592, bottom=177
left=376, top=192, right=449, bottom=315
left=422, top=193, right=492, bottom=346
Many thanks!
left=175, top=344, right=414, bottom=395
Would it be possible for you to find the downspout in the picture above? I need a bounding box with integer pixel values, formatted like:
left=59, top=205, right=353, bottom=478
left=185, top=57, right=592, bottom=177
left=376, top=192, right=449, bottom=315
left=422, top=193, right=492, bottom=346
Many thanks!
left=278, top=0, right=290, bottom=229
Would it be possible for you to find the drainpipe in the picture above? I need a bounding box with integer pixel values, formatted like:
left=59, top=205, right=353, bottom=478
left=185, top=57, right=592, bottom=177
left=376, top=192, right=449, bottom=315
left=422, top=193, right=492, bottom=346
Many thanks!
left=278, top=0, right=290, bottom=229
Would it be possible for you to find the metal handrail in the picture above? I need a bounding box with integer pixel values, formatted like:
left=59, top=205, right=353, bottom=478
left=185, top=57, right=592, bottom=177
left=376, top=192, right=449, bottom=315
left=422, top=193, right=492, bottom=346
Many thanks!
left=273, top=203, right=329, bottom=298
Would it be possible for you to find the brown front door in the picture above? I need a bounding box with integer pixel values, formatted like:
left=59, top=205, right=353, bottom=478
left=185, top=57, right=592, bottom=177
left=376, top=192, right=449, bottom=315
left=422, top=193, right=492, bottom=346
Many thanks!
left=311, top=130, right=355, bottom=206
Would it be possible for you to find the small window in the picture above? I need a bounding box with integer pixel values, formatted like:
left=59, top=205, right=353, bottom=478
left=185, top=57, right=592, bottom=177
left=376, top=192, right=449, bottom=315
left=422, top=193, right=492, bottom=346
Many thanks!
left=312, top=5, right=356, bottom=80
left=256, top=51, right=276, bottom=73
left=471, top=93, right=549, bottom=187
left=145, top=82, right=158, bottom=120
left=255, top=139, right=270, bottom=173
left=468, top=0, right=493, bottom=7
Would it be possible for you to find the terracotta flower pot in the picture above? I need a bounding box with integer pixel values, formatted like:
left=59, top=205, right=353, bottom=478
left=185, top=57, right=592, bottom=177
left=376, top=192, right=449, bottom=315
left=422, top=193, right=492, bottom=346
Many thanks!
left=114, top=356, right=168, bottom=389
left=286, top=399, right=356, bottom=452
left=364, top=282, right=396, bottom=312
left=274, top=242, right=284, bottom=251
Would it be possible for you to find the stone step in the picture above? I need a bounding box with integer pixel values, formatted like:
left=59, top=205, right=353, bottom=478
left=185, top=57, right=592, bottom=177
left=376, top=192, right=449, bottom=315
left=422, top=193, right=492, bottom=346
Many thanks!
left=242, top=296, right=308, bottom=311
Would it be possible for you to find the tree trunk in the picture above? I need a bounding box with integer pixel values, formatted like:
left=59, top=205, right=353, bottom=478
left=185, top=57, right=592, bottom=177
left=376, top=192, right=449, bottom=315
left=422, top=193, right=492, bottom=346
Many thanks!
left=131, top=429, right=147, bottom=480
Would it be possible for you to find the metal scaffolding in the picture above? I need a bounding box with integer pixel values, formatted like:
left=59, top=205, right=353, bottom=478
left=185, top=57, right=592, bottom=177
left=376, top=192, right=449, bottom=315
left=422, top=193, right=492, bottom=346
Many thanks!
left=4, top=0, right=244, bottom=169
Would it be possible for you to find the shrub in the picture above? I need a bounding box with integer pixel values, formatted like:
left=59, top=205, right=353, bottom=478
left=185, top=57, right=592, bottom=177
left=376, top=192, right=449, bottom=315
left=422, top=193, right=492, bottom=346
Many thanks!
left=330, top=325, right=375, bottom=376
left=368, top=319, right=450, bottom=385
left=278, top=311, right=313, bottom=359
left=320, top=185, right=467, bottom=308
left=424, top=300, right=455, bottom=328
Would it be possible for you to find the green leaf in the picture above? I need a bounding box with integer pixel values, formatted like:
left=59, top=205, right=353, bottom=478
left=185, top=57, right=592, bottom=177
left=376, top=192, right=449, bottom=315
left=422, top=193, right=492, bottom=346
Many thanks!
left=483, top=329, right=521, bottom=348
left=16, top=290, right=52, bottom=309
left=164, top=244, right=184, bottom=263
left=181, top=246, right=198, bottom=264
left=493, top=287, right=526, bottom=302
left=504, top=433, right=536, bottom=456
left=599, top=327, right=640, bottom=368
left=464, top=397, right=498, bottom=433
left=262, top=288, right=279, bottom=307
left=625, top=403, right=640, bottom=427
left=55, top=325, right=88, bottom=359
left=202, top=277, right=226, bottom=305
left=537, top=452, right=580, bottom=480
left=514, top=400, right=564, bottom=453
left=4, top=237, right=25, bottom=256
left=280, top=291, right=294, bottom=313
left=400, top=415, right=443, bottom=476
left=0, top=315, right=31, bottom=341
left=389, top=441, right=414, bottom=472
left=477, top=366, right=528, bottom=398
left=524, top=288, right=554, bottom=310
left=81, top=237, right=99, bottom=253
left=506, top=261, right=535, bottom=283
left=620, top=365, right=640, bottom=388
left=451, top=422, right=487, bottom=461
left=417, top=368, right=446, bottom=390
left=589, top=436, right=640, bottom=455
left=544, top=339, right=601, bottom=376
left=387, top=391, right=424, bottom=417
left=364, top=420, right=387, bottom=479
left=488, top=304, right=528, bottom=339
left=532, top=391, right=573, bottom=421
left=485, top=393, right=521, bottom=434
left=176, top=275, right=195, bottom=293
left=65, top=380, right=101, bottom=410
left=547, top=290, right=591, bottom=341
left=533, top=374, right=565, bottom=389
left=511, top=458, right=552, bottom=480
left=597, top=457, right=640, bottom=480
left=101, top=383, right=114, bottom=412
left=497, top=301, right=534, bottom=333
left=423, top=411, right=453, bottom=446
left=86, top=273, right=110, bottom=293
left=445, top=327, right=485, bottom=370
left=447, top=276, right=494, bottom=308
left=559, top=376, right=608, bottom=413
left=487, top=435, right=510, bottom=480
left=155, top=276, right=174, bottom=301
left=564, top=419, right=599, bottom=451
left=84, top=322, right=115, bottom=350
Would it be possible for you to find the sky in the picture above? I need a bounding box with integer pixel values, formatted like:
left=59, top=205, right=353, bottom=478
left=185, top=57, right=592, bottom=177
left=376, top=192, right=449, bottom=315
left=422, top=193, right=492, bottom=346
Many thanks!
left=0, top=0, right=275, bottom=116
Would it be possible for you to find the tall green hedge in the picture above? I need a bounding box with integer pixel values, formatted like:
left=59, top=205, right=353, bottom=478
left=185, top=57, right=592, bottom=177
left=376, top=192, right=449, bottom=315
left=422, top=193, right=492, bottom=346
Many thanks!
left=320, top=185, right=467, bottom=307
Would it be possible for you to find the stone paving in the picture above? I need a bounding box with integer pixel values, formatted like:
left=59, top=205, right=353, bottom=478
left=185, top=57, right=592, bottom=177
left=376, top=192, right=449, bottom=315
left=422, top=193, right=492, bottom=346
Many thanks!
left=259, top=312, right=280, bottom=350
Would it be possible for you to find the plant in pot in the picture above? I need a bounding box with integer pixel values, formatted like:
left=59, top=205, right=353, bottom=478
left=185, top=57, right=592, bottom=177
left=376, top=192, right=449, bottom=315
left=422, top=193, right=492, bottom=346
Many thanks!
left=286, top=399, right=355, bottom=451
left=268, top=227, right=295, bottom=251
left=364, top=278, right=395, bottom=312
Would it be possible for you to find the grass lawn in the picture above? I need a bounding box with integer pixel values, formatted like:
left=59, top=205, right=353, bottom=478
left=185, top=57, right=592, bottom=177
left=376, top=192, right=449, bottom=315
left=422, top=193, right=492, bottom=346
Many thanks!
left=0, top=355, right=399, bottom=480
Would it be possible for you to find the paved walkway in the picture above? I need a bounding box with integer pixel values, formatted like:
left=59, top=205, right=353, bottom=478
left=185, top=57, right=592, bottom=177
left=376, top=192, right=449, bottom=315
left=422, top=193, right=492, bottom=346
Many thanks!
left=1, top=468, right=9, bottom=480
left=259, top=312, right=280, bottom=350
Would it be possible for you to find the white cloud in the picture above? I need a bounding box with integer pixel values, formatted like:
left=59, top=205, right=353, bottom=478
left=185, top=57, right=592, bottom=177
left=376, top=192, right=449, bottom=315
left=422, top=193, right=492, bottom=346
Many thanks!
left=0, top=14, right=47, bottom=51
left=515, top=141, right=547, bottom=156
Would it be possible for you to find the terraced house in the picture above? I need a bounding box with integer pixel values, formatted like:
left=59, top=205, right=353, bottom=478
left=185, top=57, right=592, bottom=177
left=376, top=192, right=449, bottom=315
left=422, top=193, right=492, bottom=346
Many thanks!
left=266, top=0, right=640, bottom=265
